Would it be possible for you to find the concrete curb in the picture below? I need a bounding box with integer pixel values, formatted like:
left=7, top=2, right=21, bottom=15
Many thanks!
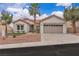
left=0, top=41, right=79, bottom=49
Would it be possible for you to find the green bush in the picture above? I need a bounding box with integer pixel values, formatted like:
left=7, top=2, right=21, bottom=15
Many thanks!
left=8, top=31, right=25, bottom=37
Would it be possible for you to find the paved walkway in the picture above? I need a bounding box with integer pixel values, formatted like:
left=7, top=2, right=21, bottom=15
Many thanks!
left=0, top=34, right=79, bottom=49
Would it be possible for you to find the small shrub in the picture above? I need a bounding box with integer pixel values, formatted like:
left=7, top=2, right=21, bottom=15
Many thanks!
left=13, top=34, right=16, bottom=38
left=12, top=32, right=16, bottom=38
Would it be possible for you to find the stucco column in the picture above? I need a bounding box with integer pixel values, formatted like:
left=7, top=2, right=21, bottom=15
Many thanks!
left=40, top=23, right=43, bottom=34
left=13, top=24, right=16, bottom=32
left=40, top=23, right=44, bottom=41
left=63, top=23, right=67, bottom=33
left=24, top=24, right=28, bottom=33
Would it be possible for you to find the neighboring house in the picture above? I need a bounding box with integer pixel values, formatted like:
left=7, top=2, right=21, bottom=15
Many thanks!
left=66, top=21, right=79, bottom=33
left=13, top=18, right=40, bottom=33
left=40, top=15, right=67, bottom=34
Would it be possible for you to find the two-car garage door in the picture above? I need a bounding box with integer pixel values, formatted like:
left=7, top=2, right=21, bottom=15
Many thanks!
left=44, top=24, right=63, bottom=33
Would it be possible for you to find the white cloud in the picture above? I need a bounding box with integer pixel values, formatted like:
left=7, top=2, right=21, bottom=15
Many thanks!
left=6, top=7, right=30, bottom=21
left=25, top=5, right=29, bottom=8
left=12, top=14, right=22, bottom=21
left=6, top=8, right=22, bottom=12
left=40, top=14, right=48, bottom=19
left=56, top=3, right=72, bottom=7
left=51, top=11, right=63, bottom=18
left=9, top=3, right=28, bottom=8
left=7, top=7, right=29, bottom=14
left=6, top=7, right=49, bottom=20
left=6, top=3, right=30, bottom=21
left=36, top=14, right=48, bottom=20
left=6, top=3, right=50, bottom=21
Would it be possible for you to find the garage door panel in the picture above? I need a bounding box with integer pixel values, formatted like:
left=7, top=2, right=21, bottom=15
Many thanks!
left=44, top=25, right=63, bottom=33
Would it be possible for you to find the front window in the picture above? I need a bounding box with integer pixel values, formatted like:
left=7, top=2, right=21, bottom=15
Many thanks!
left=17, top=25, right=20, bottom=30
left=17, top=25, right=24, bottom=31
left=21, top=25, right=24, bottom=30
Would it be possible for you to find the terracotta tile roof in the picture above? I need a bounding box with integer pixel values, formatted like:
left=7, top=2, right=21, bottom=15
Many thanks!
left=13, top=14, right=64, bottom=25
left=13, top=18, right=40, bottom=26
left=23, top=18, right=40, bottom=24
left=13, top=14, right=64, bottom=26
left=13, top=19, right=34, bottom=25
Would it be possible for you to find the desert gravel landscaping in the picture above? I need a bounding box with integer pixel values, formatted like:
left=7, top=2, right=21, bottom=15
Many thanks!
left=0, top=33, right=40, bottom=45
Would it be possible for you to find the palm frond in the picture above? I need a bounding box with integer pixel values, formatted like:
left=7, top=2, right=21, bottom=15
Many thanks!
left=64, top=6, right=79, bottom=22
left=29, top=3, right=40, bottom=16
left=1, top=10, right=13, bottom=24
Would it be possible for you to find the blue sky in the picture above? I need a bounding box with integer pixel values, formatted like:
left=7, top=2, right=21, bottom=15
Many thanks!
left=0, top=3, right=65, bottom=15
left=0, top=3, right=79, bottom=14
left=0, top=3, right=79, bottom=20
left=39, top=3, right=65, bottom=15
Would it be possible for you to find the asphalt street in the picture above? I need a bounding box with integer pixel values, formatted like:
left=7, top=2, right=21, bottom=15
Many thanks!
left=0, top=43, right=79, bottom=56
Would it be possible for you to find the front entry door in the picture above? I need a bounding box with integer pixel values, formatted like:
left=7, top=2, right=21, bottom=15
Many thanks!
left=30, top=25, right=34, bottom=32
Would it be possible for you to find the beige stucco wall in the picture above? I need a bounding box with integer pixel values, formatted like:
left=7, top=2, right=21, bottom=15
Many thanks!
left=13, top=21, right=30, bottom=33
left=14, top=21, right=26, bottom=24
left=42, top=16, right=64, bottom=24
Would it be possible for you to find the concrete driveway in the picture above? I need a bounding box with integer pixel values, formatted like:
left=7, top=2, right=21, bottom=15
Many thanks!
left=41, top=34, right=79, bottom=44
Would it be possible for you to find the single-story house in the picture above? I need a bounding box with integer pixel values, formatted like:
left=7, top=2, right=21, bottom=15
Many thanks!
left=40, top=15, right=67, bottom=34
left=66, top=21, right=79, bottom=33
left=13, top=15, right=67, bottom=34
left=12, top=14, right=79, bottom=34
left=13, top=18, right=40, bottom=33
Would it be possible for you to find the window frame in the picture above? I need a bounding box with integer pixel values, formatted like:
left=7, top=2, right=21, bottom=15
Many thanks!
left=17, top=24, right=24, bottom=31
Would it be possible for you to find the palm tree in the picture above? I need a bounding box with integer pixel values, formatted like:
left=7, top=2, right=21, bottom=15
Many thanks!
left=64, top=5, right=79, bottom=33
left=29, top=3, right=40, bottom=32
left=1, top=10, right=13, bottom=38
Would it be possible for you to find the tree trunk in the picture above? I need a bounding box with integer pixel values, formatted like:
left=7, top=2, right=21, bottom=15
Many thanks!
left=72, top=21, right=76, bottom=33
left=2, top=25, right=6, bottom=40
left=34, top=14, right=37, bottom=32
left=5, top=22, right=7, bottom=38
